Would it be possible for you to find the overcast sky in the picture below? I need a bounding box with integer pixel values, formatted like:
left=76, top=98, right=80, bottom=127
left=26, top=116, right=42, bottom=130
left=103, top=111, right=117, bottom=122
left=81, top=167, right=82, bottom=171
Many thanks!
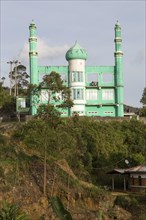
left=1, top=0, right=145, bottom=107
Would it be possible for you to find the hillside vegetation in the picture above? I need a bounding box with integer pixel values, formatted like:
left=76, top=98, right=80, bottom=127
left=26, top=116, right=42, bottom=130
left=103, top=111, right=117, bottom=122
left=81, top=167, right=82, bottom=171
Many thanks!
left=0, top=117, right=146, bottom=219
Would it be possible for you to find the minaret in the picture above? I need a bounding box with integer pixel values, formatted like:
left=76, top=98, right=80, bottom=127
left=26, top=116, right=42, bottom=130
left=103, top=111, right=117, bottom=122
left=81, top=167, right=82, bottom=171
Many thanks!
left=29, top=20, right=38, bottom=115
left=114, top=21, right=124, bottom=117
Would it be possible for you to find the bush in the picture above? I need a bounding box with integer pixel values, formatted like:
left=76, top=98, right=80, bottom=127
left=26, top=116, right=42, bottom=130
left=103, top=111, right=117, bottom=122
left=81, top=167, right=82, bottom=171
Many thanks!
left=114, top=196, right=130, bottom=209
left=114, top=195, right=138, bottom=209
left=0, top=199, right=29, bottom=219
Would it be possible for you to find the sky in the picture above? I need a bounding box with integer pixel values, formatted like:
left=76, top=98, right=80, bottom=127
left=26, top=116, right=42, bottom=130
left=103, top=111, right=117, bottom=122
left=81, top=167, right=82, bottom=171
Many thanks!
left=1, top=0, right=145, bottom=107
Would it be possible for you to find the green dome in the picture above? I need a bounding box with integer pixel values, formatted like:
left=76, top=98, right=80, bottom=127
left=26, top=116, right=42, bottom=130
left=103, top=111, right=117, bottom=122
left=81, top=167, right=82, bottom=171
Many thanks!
left=65, top=42, right=87, bottom=61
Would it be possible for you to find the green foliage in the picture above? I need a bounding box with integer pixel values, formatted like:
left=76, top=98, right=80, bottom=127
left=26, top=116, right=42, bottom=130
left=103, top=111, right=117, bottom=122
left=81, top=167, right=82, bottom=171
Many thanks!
left=13, top=119, right=57, bottom=154
left=0, top=83, right=14, bottom=112
left=0, top=134, right=7, bottom=146
left=37, top=104, right=61, bottom=128
left=140, top=107, right=146, bottom=117
left=140, top=87, right=146, bottom=116
left=10, top=65, right=29, bottom=94
left=50, top=196, right=73, bottom=220
left=140, top=87, right=146, bottom=106
left=139, top=214, right=146, bottom=220
left=114, top=195, right=138, bottom=210
left=13, top=117, right=146, bottom=185
left=0, top=199, right=29, bottom=220
left=37, top=72, right=73, bottom=118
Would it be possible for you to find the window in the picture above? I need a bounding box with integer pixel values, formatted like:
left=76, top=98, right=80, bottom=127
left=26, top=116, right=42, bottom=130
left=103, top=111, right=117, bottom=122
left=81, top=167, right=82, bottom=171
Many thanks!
left=60, top=73, right=67, bottom=82
left=88, top=111, right=98, bottom=115
left=40, top=90, right=49, bottom=102
left=102, top=89, right=114, bottom=100
left=73, top=89, right=84, bottom=100
left=102, top=73, right=113, bottom=83
left=61, top=112, right=67, bottom=115
left=104, top=111, right=114, bottom=115
left=72, top=71, right=83, bottom=82
left=87, top=73, right=98, bottom=82
left=20, top=99, right=26, bottom=108
left=86, top=90, right=98, bottom=100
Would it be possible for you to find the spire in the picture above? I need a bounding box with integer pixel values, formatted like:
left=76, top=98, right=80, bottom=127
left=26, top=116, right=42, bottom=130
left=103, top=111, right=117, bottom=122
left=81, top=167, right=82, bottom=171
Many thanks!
left=29, top=20, right=36, bottom=29
left=116, top=20, right=120, bottom=26
left=115, top=20, right=121, bottom=31
left=114, top=21, right=122, bottom=52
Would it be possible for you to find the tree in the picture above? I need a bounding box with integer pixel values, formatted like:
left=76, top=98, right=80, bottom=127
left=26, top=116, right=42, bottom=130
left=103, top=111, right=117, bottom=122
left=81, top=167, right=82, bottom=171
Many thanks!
left=140, top=87, right=146, bottom=116
left=14, top=119, right=58, bottom=196
left=0, top=82, right=15, bottom=114
left=140, top=87, right=146, bottom=106
left=10, top=64, right=29, bottom=96
left=1, top=77, right=6, bottom=85
left=37, top=104, right=61, bottom=128
left=37, top=71, right=73, bottom=118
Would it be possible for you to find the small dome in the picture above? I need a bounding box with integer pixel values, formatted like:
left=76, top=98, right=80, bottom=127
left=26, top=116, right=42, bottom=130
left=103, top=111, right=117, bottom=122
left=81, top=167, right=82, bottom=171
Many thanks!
left=65, top=41, right=87, bottom=61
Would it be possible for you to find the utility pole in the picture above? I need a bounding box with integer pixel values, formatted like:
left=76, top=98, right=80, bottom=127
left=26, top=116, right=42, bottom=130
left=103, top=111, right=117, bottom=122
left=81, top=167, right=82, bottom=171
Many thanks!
left=14, top=60, right=21, bottom=97
left=7, top=60, right=14, bottom=95
left=7, top=60, right=21, bottom=96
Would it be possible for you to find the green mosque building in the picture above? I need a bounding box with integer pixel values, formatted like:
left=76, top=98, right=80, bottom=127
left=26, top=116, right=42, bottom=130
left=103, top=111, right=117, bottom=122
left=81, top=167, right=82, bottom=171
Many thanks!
left=29, top=21, right=124, bottom=117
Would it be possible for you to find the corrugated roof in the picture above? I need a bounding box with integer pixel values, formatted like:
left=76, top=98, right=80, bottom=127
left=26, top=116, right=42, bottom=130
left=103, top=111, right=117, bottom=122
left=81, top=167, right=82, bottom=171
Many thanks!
left=107, top=164, right=146, bottom=174
left=107, top=169, right=125, bottom=174
left=125, top=164, right=146, bottom=173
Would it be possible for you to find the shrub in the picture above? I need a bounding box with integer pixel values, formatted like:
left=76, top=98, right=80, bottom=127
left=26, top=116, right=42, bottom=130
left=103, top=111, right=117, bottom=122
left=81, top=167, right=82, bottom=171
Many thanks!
left=0, top=199, right=29, bottom=220
left=114, top=196, right=130, bottom=209
left=114, top=195, right=138, bottom=209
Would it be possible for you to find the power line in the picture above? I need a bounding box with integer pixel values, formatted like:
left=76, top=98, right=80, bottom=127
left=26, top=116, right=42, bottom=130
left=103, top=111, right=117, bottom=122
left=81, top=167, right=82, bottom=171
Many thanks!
left=92, top=158, right=125, bottom=170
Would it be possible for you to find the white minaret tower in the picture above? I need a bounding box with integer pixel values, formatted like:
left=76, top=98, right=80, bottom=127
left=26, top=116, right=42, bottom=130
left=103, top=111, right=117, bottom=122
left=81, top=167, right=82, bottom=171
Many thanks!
left=65, top=42, right=87, bottom=116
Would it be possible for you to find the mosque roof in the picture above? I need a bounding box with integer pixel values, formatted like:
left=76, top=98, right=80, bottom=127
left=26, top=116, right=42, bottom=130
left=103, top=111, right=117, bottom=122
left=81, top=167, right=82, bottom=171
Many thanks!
left=65, top=41, right=87, bottom=61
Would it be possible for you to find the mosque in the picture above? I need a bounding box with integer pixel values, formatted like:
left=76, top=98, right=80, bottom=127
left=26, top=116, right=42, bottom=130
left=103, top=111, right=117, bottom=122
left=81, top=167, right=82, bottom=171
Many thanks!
left=28, top=21, right=124, bottom=117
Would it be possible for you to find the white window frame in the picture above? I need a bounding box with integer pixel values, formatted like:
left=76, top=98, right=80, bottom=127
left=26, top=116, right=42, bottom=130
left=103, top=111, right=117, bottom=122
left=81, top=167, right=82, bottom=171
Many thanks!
left=73, top=88, right=84, bottom=100
left=86, top=90, right=98, bottom=100
left=71, top=71, right=83, bottom=82
left=102, top=89, right=114, bottom=100
left=40, top=90, right=50, bottom=102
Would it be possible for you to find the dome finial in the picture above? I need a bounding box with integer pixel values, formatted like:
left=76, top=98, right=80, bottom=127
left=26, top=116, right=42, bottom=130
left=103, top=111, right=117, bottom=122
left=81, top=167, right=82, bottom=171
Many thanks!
left=74, top=40, right=78, bottom=46
left=30, top=19, right=36, bottom=25
left=116, top=20, right=120, bottom=26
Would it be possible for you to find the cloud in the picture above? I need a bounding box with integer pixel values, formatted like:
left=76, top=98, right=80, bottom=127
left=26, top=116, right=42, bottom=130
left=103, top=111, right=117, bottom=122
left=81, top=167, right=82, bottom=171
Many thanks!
left=18, top=37, right=69, bottom=64
left=132, top=49, right=145, bottom=64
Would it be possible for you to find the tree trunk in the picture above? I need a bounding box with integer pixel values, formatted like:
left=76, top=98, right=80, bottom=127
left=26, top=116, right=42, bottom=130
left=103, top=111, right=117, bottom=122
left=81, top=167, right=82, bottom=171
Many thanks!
left=43, top=143, right=47, bottom=196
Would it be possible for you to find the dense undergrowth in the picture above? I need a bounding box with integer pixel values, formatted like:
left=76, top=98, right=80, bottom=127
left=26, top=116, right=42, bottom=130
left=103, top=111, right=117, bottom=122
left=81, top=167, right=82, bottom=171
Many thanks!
left=1, top=117, right=146, bottom=187
left=13, top=117, right=146, bottom=183
left=0, top=117, right=146, bottom=219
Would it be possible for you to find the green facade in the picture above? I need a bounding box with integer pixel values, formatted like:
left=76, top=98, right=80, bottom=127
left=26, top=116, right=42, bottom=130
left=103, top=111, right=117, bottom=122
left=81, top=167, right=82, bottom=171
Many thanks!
left=29, top=21, right=124, bottom=117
